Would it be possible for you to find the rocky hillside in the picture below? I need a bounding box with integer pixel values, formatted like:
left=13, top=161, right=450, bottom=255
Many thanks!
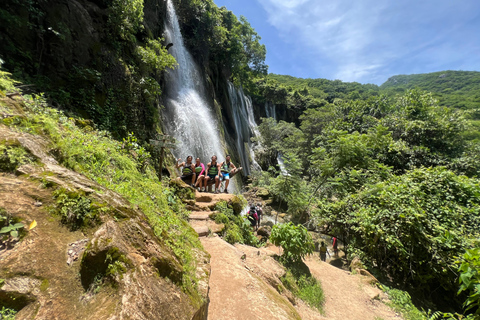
left=0, top=94, right=210, bottom=319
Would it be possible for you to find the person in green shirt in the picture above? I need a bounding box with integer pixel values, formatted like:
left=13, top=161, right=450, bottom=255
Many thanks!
left=176, top=155, right=196, bottom=187
left=203, top=155, right=221, bottom=193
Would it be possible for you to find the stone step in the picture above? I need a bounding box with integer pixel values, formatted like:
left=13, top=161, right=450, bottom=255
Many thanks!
left=189, top=213, right=210, bottom=221
left=192, top=225, right=210, bottom=237
left=189, top=220, right=225, bottom=237
left=189, top=211, right=218, bottom=221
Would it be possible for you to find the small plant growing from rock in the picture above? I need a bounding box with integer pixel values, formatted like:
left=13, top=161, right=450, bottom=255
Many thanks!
left=53, top=188, right=98, bottom=230
left=0, top=208, right=25, bottom=240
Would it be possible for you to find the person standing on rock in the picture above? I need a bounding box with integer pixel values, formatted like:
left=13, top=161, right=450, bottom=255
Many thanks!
left=194, top=157, right=205, bottom=191
left=256, top=203, right=263, bottom=229
left=204, top=155, right=221, bottom=193
left=176, top=156, right=196, bottom=187
left=219, top=154, right=238, bottom=194
left=319, top=241, right=330, bottom=262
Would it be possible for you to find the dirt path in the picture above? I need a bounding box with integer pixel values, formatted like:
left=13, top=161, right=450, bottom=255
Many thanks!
left=201, top=236, right=308, bottom=320
left=303, top=256, right=402, bottom=320
left=202, top=234, right=402, bottom=320
left=188, top=189, right=402, bottom=320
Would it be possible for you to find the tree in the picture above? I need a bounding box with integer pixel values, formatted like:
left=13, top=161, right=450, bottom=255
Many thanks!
left=270, top=222, right=314, bottom=263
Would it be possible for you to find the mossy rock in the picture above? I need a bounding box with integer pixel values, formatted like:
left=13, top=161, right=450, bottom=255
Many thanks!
left=230, top=195, right=247, bottom=215
left=169, top=179, right=195, bottom=200
left=256, top=187, right=270, bottom=199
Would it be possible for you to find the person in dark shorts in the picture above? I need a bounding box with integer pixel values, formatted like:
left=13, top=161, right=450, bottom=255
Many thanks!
left=247, top=204, right=258, bottom=231
left=319, top=241, right=330, bottom=262
left=332, top=236, right=339, bottom=256
left=203, top=155, right=221, bottom=193
left=176, top=156, right=196, bottom=187
left=256, top=203, right=263, bottom=229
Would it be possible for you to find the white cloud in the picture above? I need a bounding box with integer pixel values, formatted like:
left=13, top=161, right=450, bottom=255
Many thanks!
left=255, top=0, right=480, bottom=83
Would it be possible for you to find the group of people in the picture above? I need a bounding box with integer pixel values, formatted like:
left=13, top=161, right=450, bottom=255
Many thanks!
left=176, top=155, right=240, bottom=194
left=247, top=203, right=263, bottom=230
left=319, top=236, right=339, bottom=262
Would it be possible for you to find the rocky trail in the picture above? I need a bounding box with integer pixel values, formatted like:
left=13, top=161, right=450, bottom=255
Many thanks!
left=188, top=190, right=403, bottom=320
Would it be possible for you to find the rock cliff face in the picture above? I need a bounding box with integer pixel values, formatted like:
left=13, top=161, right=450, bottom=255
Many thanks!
left=0, top=0, right=261, bottom=175
left=0, top=97, right=209, bottom=319
left=0, top=0, right=169, bottom=140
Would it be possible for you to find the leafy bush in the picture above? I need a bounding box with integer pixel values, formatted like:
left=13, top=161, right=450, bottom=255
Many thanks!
left=457, top=248, right=480, bottom=317
left=0, top=306, right=16, bottom=320
left=316, top=166, right=480, bottom=302
left=296, top=275, right=324, bottom=312
left=0, top=208, right=25, bottom=239
left=0, top=143, right=36, bottom=172
left=214, top=201, right=259, bottom=247
left=270, top=222, right=314, bottom=263
left=53, top=189, right=98, bottom=230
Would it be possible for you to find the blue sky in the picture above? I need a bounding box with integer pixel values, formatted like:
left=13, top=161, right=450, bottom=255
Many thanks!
left=212, top=0, right=480, bottom=85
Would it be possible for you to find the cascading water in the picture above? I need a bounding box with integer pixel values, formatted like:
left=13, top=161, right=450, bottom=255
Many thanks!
left=227, top=82, right=262, bottom=175
left=265, top=101, right=276, bottom=120
left=163, top=0, right=224, bottom=163
left=264, top=101, right=286, bottom=173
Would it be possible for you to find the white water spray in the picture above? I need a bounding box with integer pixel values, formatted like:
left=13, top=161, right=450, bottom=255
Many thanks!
left=163, top=0, right=224, bottom=163
left=227, top=82, right=261, bottom=175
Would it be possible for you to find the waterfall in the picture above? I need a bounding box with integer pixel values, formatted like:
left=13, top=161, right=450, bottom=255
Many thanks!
left=265, top=101, right=276, bottom=120
left=163, top=0, right=224, bottom=164
left=227, top=82, right=261, bottom=175
left=264, top=101, right=286, bottom=173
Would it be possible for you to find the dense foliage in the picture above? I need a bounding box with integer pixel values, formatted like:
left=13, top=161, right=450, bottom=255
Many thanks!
left=252, top=88, right=480, bottom=313
left=175, top=0, right=267, bottom=87
left=0, top=0, right=267, bottom=141
left=258, top=71, right=480, bottom=140
left=381, top=71, right=480, bottom=111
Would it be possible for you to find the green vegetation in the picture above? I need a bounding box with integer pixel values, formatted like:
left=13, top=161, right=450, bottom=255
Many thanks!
left=0, top=59, right=17, bottom=96
left=1, top=91, right=202, bottom=301
left=380, top=71, right=480, bottom=111
left=214, top=200, right=259, bottom=247
left=456, top=248, right=480, bottom=317
left=252, top=88, right=480, bottom=314
left=0, top=306, right=16, bottom=320
left=52, top=189, right=99, bottom=231
left=176, top=0, right=267, bottom=87
left=0, top=207, right=24, bottom=239
left=254, top=72, right=480, bottom=142
left=0, top=0, right=267, bottom=141
left=0, top=0, right=177, bottom=140
left=270, top=222, right=314, bottom=264
left=105, top=247, right=132, bottom=280
left=280, top=262, right=324, bottom=313
left=380, top=285, right=425, bottom=320
left=0, top=142, right=36, bottom=172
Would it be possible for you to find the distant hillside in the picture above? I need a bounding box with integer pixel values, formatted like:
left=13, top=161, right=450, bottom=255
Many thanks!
left=380, top=70, right=480, bottom=110
left=268, top=74, right=380, bottom=102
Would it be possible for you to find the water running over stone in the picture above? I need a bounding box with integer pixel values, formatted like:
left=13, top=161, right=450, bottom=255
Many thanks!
left=227, top=82, right=261, bottom=175
left=163, top=0, right=224, bottom=163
